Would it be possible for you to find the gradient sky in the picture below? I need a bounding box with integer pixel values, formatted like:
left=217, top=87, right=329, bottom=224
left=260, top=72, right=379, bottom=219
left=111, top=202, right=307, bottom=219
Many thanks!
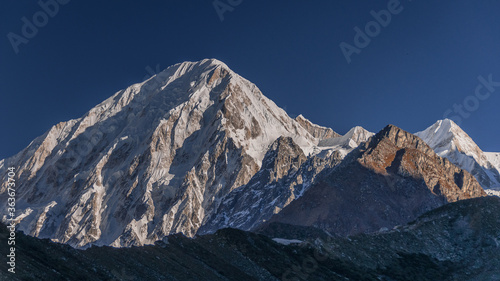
left=1, top=0, right=499, bottom=159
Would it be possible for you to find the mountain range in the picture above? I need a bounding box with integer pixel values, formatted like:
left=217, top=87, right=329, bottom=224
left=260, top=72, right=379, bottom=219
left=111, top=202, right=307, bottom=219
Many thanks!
left=0, top=59, right=498, bottom=251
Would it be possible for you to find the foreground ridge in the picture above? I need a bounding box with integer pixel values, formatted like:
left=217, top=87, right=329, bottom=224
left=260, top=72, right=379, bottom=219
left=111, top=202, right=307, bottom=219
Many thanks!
left=1, top=197, right=498, bottom=280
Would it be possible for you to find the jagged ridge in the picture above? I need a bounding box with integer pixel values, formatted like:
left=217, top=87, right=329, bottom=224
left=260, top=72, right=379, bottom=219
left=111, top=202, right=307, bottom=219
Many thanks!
left=267, top=124, right=486, bottom=236
left=0, top=59, right=353, bottom=248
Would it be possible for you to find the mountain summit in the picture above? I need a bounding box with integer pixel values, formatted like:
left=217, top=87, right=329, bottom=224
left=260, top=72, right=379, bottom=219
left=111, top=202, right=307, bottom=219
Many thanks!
left=0, top=59, right=351, bottom=247
left=416, top=119, right=500, bottom=194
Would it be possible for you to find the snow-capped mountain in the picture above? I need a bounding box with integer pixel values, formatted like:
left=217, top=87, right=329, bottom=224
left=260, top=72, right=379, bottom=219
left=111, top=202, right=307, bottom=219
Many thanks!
left=317, top=126, right=375, bottom=157
left=199, top=125, right=375, bottom=234
left=415, top=119, right=500, bottom=195
left=267, top=125, right=487, bottom=236
left=199, top=137, right=343, bottom=234
left=0, top=59, right=372, bottom=248
left=4, top=58, right=489, bottom=250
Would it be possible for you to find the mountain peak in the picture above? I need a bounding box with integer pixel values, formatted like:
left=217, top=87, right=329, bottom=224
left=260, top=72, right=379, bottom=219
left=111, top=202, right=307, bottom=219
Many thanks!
left=418, top=118, right=464, bottom=137
left=378, top=124, right=404, bottom=135
left=0, top=58, right=330, bottom=248
left=415, top=119, right=482, bottom=157
left=344, top=126, right=373, bottom=143
left=172, top=58, right=230, bottom=71
left=416, top=119, right=500, bottom=190
left=316, top=125, right=374, bottom=157
left=370, top=124, right=410, bottom=143
left=367, top=124, right=433, bottom=156
left=201, top=58, right=227, bottom=65
left=440, top=118, right=458, bottom=128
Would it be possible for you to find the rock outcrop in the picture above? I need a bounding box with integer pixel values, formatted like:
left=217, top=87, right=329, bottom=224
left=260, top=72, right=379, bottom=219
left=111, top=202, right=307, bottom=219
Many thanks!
left=3, top=196, right=499, bottom=281
left=267, top=125, right=487, bottom=236
left=199, top=136, right=344, bottom=234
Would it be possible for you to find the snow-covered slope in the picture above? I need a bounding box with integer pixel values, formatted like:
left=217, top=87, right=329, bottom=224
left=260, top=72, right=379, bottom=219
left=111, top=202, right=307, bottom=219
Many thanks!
left=317, top=126, right=374, bottom=157
left=415, top=119, right=500, bottom=194
left=0, top=59, right=356, bottom=248
left=485, top=152, right=500, bottom=172
left=199, top=124, right=374, bottom=234
left=199, top=136, right=344, bottom=234
left=295, top=115, right=340, bottom=139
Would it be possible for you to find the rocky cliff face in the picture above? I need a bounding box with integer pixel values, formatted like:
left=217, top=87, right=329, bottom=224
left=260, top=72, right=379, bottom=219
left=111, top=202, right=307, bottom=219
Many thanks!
left=199, top=136, right=344, bottom=234
left=0, top=59, right=336, bottom=248
left=361, top=125, right=486, bottom=201
left=267, top=125, right=486, bottom=236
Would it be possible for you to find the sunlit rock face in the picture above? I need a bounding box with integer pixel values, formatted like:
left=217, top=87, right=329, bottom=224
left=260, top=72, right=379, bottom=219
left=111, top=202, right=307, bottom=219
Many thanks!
left=267, top=125, right=486, bottom=236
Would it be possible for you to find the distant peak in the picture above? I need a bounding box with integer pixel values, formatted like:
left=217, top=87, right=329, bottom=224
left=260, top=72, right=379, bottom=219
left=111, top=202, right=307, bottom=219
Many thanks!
left=347, top=126, right=367, bottom=134
left=344, top=126, right=373, bottom=139
left=441, top=118, right=456, bottom=125
left=415, top=119, right=467, bottom=141
left=437, top=118, right=459, bottom=130
left=415, top=119, right=482, bottom=160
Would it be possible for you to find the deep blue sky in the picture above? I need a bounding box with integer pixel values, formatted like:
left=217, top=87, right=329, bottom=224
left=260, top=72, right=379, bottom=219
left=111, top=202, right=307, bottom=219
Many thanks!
left=1, top=0, right=499, bottom=159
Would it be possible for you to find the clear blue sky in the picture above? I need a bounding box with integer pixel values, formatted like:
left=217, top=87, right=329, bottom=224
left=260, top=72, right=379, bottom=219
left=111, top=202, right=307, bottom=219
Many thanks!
left=1, top=0, right=499, bottom=159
